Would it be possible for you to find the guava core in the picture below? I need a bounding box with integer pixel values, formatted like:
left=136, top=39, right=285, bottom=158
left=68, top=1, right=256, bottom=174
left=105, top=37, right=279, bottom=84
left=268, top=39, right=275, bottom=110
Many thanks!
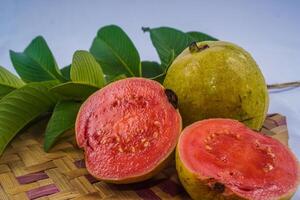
left=75, top=78, right=182, bottom=183
left=164, top=41, right=269, bottom=130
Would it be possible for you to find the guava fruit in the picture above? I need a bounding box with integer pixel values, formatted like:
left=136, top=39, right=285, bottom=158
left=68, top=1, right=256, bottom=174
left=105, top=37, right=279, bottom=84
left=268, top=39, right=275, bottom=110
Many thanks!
left=176, top=119, right=299, bottom=200
left=163, top=41, right=269, bottom=130
left=75, top=78, right=181, bottom=183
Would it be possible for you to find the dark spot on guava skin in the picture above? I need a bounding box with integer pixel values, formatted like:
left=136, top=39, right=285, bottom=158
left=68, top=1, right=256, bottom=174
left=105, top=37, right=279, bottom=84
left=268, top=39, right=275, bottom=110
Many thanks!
left=240, top=116, right=254, bottom=122
left=213, top=182, right=225, bottom=193
left=238, top=94, right=242, bottom=103
left=165, top=89, right=178, bottom=109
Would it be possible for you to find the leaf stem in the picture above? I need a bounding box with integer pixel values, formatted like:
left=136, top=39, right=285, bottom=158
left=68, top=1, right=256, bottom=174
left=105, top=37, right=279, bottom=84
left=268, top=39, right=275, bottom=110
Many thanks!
left=267, top=81, right=300, bottom=89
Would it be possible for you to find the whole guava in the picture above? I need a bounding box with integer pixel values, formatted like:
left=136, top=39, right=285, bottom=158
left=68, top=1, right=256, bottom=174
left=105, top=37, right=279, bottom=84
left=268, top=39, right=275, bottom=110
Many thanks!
left=163, top=41, right=269, bottom=130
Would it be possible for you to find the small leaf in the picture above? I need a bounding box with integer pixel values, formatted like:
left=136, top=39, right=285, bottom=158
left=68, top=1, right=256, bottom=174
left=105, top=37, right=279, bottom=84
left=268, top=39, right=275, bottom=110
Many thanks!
left=0, top=65, right=25, bottom=97
left=0, top=81, right=59, bottom=155
left=50, top=82, right=99, bottom=100
left=187, top=31, right=218, bottom=42
left=105, top=74, right=127, bottom=83
left=90, top=25, right=141, bottom=77
left=10, top=36, right=65, bottom=82
left=71, top=50, right=106, bottom=88
left=24, top=36, right=63, bottom=79
left=10, top=51, right=54, bottom=82
left=141, top=61, right=164, bottom=79
left=143, top=27, right=193, bottom=70
left=44, top=101, right=81, bottom=152
left=60, top=65, right=71, bottom=80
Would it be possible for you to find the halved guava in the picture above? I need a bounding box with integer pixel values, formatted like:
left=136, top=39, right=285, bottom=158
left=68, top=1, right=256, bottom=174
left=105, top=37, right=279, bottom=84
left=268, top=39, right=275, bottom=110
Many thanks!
left=176, top=119, right=299, bottom=200
left=76, top=78, right=181, bottom=183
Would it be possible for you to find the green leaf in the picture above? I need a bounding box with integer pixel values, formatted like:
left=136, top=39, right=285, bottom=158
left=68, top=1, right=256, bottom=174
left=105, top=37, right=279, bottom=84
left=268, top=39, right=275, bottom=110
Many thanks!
left=187, top=31, right=218, bottom=42
left=10, top=51, right=53, bottom=82
left=143, top=27, right=193, bottom=70
left=105, top=74, right=127, bottom=83
left=71, top=50, right=106, bottom=88
left=60, top=65, right=71, bottom=80
left=44, top=101, right=81, bottom=152
left=0, top=65, right=25, bottom=97
left=90, top=25, right=141, bottom=77
left=141, top=61, right=164, bottom=79
left=10, top=36, right=65, bottom=82
left=50, top=82, right=99, bottom=100
left=0, top=81, right=59, bottom=155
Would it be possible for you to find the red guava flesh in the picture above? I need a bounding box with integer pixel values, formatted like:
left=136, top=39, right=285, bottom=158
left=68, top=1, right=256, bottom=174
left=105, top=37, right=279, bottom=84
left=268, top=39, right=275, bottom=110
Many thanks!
left=177, top=119, right=299, bottom=200
left=76, top=78, right=181, bottom=183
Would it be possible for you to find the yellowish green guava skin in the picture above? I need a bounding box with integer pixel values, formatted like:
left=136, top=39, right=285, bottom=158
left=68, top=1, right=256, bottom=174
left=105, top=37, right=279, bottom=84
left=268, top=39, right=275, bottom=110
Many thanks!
left=176, top=147, right=245, bottom=200
left=176, top=147, right=297, bottom=200
left=163, top=41, right=269, bottom=130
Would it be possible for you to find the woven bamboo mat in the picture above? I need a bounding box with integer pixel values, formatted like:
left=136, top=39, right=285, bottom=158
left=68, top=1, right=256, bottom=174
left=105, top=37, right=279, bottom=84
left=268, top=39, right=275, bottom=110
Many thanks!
left=0, top=114, right=288, bottom=200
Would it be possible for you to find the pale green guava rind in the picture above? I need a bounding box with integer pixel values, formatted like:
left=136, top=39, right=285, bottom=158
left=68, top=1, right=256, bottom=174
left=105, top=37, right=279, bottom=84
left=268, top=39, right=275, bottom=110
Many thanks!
left=176, top=148, right=245, bottom=200
left=163, top=41, right=269, bottom=130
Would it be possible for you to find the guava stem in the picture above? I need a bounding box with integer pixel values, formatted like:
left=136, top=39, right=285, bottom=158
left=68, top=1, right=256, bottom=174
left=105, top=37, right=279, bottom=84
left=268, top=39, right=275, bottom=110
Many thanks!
left=142, top=27, right=150, bottom=32
left=189, top=42, right=209, bottom=53
left=267, top=81, right=300, bottom=89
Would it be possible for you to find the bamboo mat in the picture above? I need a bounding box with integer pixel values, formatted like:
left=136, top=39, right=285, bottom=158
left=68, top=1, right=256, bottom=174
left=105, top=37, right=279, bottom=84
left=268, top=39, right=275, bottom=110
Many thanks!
left=0, top=114, right=289, bottom=200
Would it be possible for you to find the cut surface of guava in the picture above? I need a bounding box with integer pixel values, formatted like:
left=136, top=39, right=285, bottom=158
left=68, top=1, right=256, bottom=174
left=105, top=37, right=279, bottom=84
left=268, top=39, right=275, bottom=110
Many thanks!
left=76, top=78, right=181, bottom=183
left=177, top=119, right=299, bottom=200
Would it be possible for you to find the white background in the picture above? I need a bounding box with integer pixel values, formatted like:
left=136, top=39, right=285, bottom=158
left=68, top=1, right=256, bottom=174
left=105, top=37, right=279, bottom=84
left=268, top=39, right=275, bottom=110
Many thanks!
left=0, top=0, right=299, bottom=198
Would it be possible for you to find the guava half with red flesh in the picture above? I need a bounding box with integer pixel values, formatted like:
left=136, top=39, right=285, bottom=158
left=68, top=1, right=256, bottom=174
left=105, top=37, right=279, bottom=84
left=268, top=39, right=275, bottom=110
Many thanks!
left=176, top=119, right=299, bottom=200
left=76, top=78, right=181, bottom=183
